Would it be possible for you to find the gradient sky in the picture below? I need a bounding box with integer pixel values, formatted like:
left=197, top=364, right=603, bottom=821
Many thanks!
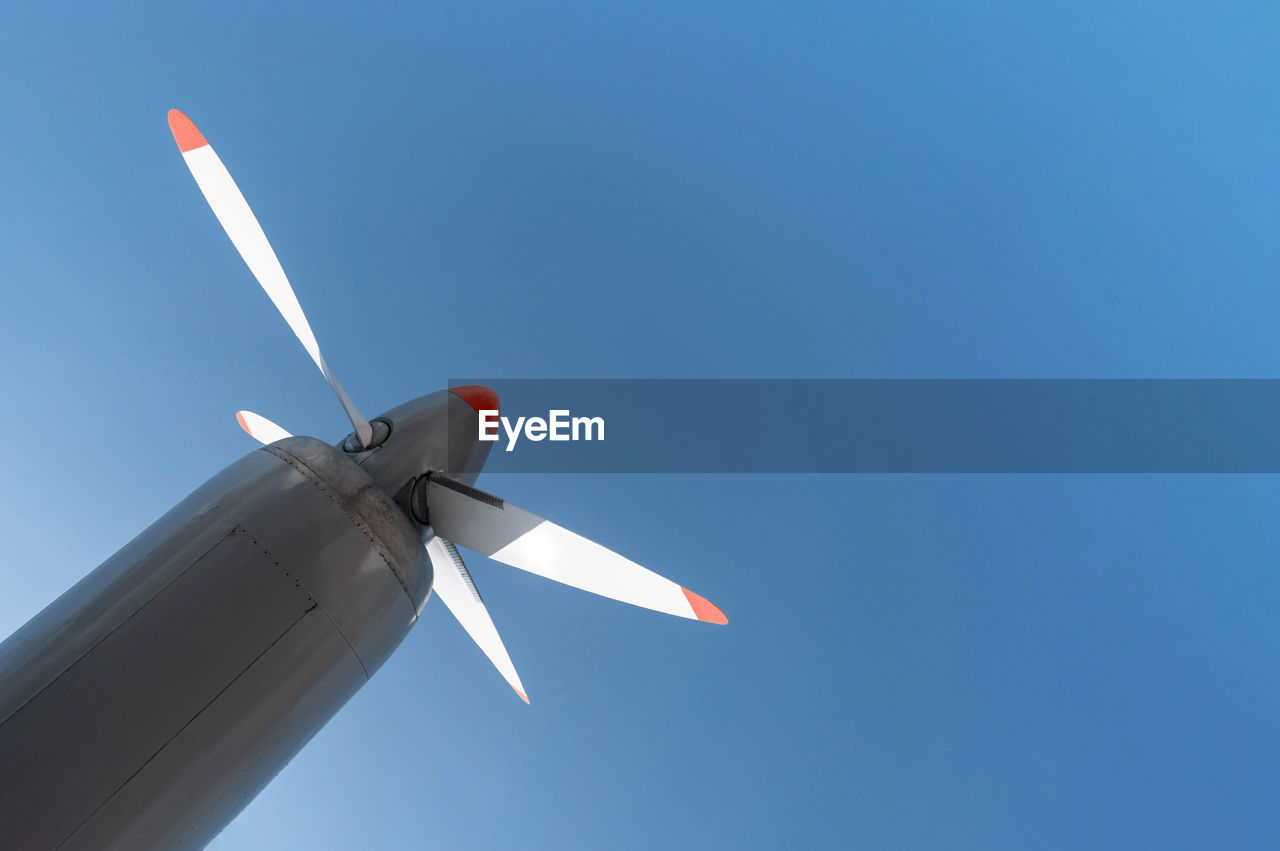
left=3, top=2, right=1280, bottom=848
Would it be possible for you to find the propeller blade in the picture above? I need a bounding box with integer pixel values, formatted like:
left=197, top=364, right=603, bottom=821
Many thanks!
left=421, top=475, right=728, bottom=624
left=168, top=109, right=373, bottom=449
left=425, top=537, right=529, bottom=703
left=236, top=410, right=292, bottom=444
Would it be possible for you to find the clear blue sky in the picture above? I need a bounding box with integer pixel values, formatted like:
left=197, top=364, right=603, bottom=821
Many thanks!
left=3, top=2, right=1280, bottom=848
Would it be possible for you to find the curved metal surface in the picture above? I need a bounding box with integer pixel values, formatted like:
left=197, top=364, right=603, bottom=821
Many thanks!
left=343, top=389, right=494, bottom=495
left=0, top=439, right=430, bottom=850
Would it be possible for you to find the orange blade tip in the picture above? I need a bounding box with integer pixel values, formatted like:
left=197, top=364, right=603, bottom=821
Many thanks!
left=168, top=109, right=208, bottom=153
left=514, top=687, right=530, bottom=704
left=682, top=587, right=728, bottom=625
left=235, top=411, right=251, bottom=435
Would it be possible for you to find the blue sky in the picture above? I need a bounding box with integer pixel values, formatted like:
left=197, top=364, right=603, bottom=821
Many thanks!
left=3, top=1, right=1280, bottom=848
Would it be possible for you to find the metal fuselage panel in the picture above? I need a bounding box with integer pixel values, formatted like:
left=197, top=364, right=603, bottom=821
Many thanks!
left=0, top=437, right=431, bottom=850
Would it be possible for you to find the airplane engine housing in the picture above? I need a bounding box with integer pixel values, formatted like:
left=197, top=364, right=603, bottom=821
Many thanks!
left=0, top=436, right=431, bottom=850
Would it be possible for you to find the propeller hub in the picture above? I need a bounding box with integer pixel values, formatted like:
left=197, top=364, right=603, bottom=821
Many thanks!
left=340, top=389, right=496, bottom=517
left=341, top=418, right=392, bottom=453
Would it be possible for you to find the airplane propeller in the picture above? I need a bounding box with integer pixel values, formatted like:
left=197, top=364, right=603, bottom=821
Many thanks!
left=177, top=110, right=726, bottom=704
left=417, top=474, right=728, bottom=624
left=169, top=110, right=374, bottom=449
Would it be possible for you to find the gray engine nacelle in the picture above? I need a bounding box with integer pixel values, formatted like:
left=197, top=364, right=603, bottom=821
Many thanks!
left=0, top=436, right=430, bottom=850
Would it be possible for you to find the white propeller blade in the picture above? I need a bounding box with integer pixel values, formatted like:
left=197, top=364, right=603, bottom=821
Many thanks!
left=425, top=537, right=528, bottom=703
left=236, top=410, right=292, bottom=444
left=424, top=475, right=728, bottom=624
left=169, top=109, right=373, bottom=449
